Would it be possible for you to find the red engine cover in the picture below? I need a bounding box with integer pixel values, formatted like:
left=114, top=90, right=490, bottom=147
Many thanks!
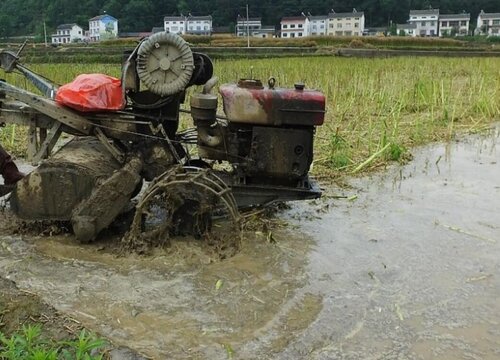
left=219, top=80, right=325, bottom=126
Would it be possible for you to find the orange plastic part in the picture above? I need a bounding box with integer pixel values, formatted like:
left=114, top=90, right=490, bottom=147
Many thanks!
left=55, top=74, right=125, bottom=112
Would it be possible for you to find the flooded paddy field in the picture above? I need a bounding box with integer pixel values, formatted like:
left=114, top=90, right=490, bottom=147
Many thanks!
left=1, top=126, right=499, bottom=359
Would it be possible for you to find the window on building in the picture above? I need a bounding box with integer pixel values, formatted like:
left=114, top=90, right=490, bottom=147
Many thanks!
left=337, top=23, right=342, bottom=28
left=354, top=23, right=359, bottom=28
left=346, top=18, right=351, bottom=20
left=431, top=21, right=435, bottom=26
left=329, top=23, right=333, bottom=28
left=291, top=33, right=295, bottom=37
left=421, top=21, right=426, bottom=26
left=442, top=21, right=447, bottom=27
left=298, top=32, right=302, bottom=36
left=283, top=24, right=288, bottom=29
left=335, top=31, right=342, bottom=36
left=461, top=21, right=467, bottom=26
left=282, top=33, right=287, bottom=37
left=290, top=24, right=295, bottom=28
left=346, top=23, right=351, bottom=27
left=298, top=24, right=302, bottom=28
left=493, top=19, right=500, bottom=25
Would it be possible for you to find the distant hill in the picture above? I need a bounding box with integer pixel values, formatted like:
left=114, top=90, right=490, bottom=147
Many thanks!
left=0, top=0, right=498, bottom=38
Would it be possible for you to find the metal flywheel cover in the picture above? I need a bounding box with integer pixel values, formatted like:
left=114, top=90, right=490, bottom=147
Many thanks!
left=136, top=32, right=194, bottom=96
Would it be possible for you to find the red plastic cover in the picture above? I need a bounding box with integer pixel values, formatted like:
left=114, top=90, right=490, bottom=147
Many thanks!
left=55, top=74, right=125, bottom=112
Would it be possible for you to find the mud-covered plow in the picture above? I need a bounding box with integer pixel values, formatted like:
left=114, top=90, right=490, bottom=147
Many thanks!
left=0, top=32, right=325, bottom=245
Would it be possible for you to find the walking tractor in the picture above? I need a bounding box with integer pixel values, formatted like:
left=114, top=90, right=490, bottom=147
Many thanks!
left=0, top=32, right=325, bottom=247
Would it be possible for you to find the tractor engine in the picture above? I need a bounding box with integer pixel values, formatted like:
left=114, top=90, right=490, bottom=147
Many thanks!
left=191, top=78, right=325, bottom=189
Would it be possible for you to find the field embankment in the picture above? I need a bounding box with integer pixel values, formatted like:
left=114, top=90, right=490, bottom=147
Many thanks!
left=1, top=35, right=499, bottom=63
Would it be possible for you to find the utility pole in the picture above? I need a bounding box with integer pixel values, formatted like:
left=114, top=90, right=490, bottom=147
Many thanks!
left=43, top=21, right=48, bottom=47
left=246, top=4, right=250, bottom=48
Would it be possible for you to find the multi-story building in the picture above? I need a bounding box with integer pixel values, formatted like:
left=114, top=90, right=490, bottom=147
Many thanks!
left=51, top=24, right=84, bottom=44
left=236, top=17, right=262, bottom=37
left=476, top=11, right=500, bottom=36
left=309, top=15, right=328, bottom=36
left=439, top=13, right=470, bottom=36
left=280, top=16, right=309, bottom=38
left=164, top=16, right=187, bottom=35
left=408, top=9, right=439, bottom=37
left=186, top=15, right=212, bottom=35
left=327, top=10, right=365, bottom=36
left=88, top=14, right=118, bottom=42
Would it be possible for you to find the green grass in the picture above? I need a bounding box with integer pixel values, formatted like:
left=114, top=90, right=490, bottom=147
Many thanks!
left=1, top=56, right=499, bottom=177
left=0, top=325, right=105, bottom=359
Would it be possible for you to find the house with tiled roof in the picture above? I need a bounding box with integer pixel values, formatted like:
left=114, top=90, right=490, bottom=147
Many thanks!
left=396, top=23, right=417, bottom=37
left=280, top=15, right=309, bottom=38
left=309, top=15, right=328, bottom=36
left=236, top=16, right=275, bottom=38
left=476, top=10, right=500, bottom=36
left=408, top=9, right=439, bottom=36
left=164, top=16, right=187, bottom=34
left=51, top=24, right=84, bottom=44
left=88, top=14, right=118, bottom=42
left=186, top=15, right=212, bottom=35
left=327, top=9, right=365, bottom=36
left=439, top=13, right=470, bottom=36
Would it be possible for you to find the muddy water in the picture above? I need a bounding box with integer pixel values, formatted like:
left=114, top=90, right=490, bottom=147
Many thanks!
left=1, top=126, right=500, bottom=359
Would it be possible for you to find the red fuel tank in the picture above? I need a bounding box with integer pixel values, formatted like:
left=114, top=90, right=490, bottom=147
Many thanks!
left=219, top=79, right=325, bottom=126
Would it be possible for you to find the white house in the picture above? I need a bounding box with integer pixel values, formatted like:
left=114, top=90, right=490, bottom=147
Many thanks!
left=280, top=16, right=309, bottom=38
left=51, top=24, right=84, bottom=44
left=236, top=16, right=275, bottom=38
left=439, top=13, right=470, bottom=36
left=396, top=23, right=417, bottom=37
left=236, top=17, right=261, bottom=37
left=186, top=15, right=212, bottom=35
left=88, top=14, right=118, bottom=42
left=327, top=9, right=365, bottom=36
left=408, top=9, right=439, bottom=37
left=476, top=11, right=500, bottom=36
left=164, top=16, right=186, bottom=35
left=309, top=15, right=328, bottom=36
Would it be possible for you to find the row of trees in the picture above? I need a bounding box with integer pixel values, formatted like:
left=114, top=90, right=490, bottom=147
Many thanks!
left=0, top=0, right=498, bottom=38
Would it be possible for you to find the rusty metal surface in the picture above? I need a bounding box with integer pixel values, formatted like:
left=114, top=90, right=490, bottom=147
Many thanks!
left=219, top=82, right=325, bottom=126
left=247, top=126, right=313, bottom=179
